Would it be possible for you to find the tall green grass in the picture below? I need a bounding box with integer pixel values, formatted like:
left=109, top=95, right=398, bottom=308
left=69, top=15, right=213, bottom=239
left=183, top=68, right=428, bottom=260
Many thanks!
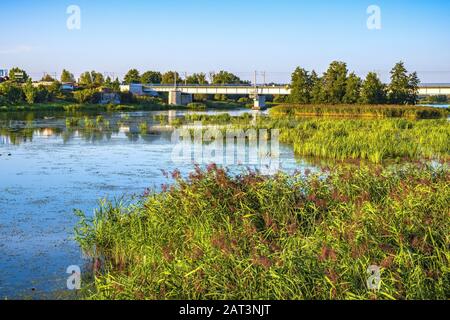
left=270, top=104, right=448, bottom=119
left=277, top=119, right=449, bottom=163
left=75, top=163, right=449, bottom=300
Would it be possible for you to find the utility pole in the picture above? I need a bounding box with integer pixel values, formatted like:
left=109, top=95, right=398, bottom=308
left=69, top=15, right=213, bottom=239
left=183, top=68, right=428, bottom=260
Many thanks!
left=184, top=72, right=187, bottom=86
left=174, top=71, right=177, bottom=89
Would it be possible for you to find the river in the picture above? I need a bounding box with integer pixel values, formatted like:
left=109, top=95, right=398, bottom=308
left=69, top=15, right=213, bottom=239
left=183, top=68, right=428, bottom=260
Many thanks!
left=0, top=108, right=313, bottom=299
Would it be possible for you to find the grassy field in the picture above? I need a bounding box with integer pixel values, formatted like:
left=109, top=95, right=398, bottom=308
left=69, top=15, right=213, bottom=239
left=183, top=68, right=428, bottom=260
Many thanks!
left=75, top=163, right=449, bottom=300
left=269, top=104, right=448, bottom=119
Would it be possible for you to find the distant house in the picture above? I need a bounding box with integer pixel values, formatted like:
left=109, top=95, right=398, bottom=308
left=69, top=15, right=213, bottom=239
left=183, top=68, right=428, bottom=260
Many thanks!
left=32, top=81, right=54, bottom=88
left=0, top=69, right=8, bottom=83
left=99, top=87, right=121, bottom=104
left=61, top=82, right=75, bottom=91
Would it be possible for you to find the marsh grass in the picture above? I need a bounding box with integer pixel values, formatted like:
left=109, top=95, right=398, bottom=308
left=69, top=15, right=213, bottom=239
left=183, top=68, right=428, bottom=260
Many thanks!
left=270, top=104, right=448, bottom=119
left=277, top=118, right=449, bottom=163
left=75, top=163, right=449, bottom=300
left=200, top=115, right=449, bottom=164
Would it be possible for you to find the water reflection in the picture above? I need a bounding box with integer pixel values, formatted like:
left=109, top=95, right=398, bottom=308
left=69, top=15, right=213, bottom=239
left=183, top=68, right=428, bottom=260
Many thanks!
left=0, top=109, right=266, bottom=146
left=0, top=109, right=312, bottom=299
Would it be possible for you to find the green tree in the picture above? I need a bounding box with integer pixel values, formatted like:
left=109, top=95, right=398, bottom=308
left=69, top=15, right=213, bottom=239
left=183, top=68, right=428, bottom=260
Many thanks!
left=48, top=81, right=62, bottom=100
left=186, top=73, right=208, bottom=85
left=124, top=69, right=141, bottom=84
left=92, top=71, right=104, bottom=86
left=23, top=79, right=37, bottom=104
left=360, top=72, right=386, bottom=104
left=112, top=78, right=121, bottom=92
left=388, top=61, right=412, bottom=104
left=41, top=74, right=55, bottom=82
left=273, top=95, right=288, bottom=103
left=0, top=82, right=24, bottom=103
left=60, top=69, right=75, bottom=83
left=73, top=88, right=101, bottom=104
left=104, top=76, right=112, bottom=88
left=343, top=72, right=362, bottom=104
left=79, top=71, right=93, bottom=86
left=35, top=85, right=52, bottom=103
left=212, top=71, right=244, bottom=85
left=289, top=67, right=312, bottom=104
left=322, top=61, right=348, bottom=104
left=310, top=71, right=324, bottom=104
left=406, top=72, right=420, bottom=105
left=141, top=71, right=162, bottom=84
left=9, top=67, right=29, bottom=83
left=161, top=71, right=181, bottom=85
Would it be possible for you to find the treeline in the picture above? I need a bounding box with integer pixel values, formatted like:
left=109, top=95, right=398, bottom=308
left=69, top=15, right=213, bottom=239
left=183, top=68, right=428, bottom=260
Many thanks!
left=121, top=69, right=249, bottom=85
left=0, top=63, right=428, bottom=107
left=288, top=61, right=420, bottom=105
left=0, top=79, right=64, bottom=105
left=0, top=67, right=251, bottom=106
left=0, top=68, right=130, bottom=106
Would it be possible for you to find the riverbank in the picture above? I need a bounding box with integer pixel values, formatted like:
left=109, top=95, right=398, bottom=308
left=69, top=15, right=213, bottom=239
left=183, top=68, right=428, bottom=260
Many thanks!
left=155, top=113, right=450, bottom=164
left=0, top=100, right=249, bottom=113
left=72, top=108, right=449, bottom=300
left=75, top=163, right=449, bottom=300
left=269, top=104, right=449, bottom=119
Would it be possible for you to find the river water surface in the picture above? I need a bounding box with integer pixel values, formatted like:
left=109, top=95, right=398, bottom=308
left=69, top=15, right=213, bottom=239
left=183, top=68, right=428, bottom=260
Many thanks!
left=0, top=108, right=313, bottom=299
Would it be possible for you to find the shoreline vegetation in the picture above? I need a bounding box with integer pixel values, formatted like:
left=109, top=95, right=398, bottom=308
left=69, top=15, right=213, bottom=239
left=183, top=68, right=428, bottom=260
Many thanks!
left=75, top=163, right=449, bottom=300
left=72, top=106, right=449, bottom=300
left=0, top=100, right=248, bottom=112
left=269, top=104, right=448, bottom=119
left=154, top=111, right=450, bottom=164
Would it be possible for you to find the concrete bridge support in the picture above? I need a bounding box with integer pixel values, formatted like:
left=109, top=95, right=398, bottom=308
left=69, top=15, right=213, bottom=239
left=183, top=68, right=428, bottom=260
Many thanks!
left=169, top=90, right=193, bottom=105
left=253, top=95, right=266, bottom=110
left=169, top=90, right=182, bottom=105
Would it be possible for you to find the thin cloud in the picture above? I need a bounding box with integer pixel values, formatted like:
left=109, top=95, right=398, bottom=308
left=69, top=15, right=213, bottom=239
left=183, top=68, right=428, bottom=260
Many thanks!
left=0, top=45, right=33, bottom=55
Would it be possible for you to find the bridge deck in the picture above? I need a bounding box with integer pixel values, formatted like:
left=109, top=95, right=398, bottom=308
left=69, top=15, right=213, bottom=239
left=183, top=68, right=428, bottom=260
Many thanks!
left=122, top=83, right=450, bottom=96
left=142, top=84, right=291, bottom=95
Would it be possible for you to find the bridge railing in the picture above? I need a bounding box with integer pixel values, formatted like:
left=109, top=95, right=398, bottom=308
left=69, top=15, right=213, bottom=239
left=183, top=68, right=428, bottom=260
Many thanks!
left=142, top=83, right=290, bottom=88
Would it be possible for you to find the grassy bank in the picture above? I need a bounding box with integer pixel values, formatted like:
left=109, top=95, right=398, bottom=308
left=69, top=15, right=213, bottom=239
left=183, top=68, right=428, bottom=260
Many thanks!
left=0, top=99, right=249, bottom=113
left=0, top=101, right=180, bottom=112
left=75, top=163, right=449, bottom=300
left=269, top=104, right=448, bottom=119
left=277, top=118, right=450, bottom=164
left=174, top=114, right=450, bottom=164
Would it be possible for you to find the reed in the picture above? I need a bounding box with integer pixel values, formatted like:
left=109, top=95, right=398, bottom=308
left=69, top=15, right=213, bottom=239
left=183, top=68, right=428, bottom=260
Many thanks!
left=277, top=118, right=449, bottom=163
left=270, top=104, right=448, bottom=119
left=75, top=163, right=450, bottom=300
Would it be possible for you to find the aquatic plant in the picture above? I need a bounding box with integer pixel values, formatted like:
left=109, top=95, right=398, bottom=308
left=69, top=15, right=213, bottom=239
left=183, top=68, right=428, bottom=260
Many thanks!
left=75, top=163, right=449, bottom=300
left=277, top=118, right=449, bottom=163
left=139, top=122, right=148, bottom=134
left=66, top=117, right=80, bottom=127
left=187, top=103, right=207, bottom=110
left=270, top=104, right=447, bottom=119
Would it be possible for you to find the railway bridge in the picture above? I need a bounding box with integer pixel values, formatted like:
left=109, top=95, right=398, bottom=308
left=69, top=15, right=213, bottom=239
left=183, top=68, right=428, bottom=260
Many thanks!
left=120, top=83, right=450, bottom=109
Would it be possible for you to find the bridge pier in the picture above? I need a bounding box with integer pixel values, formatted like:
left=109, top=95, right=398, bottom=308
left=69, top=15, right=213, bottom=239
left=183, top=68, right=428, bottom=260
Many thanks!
left=169, top=90, right=193, bottom=106
left=169, top=91, right=182, bottom=105
left=253, top=95, right=266, bottom=110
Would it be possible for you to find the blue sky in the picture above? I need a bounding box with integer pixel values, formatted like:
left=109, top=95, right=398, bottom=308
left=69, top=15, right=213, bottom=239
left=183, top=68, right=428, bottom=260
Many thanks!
left=1, top=0, right=449, bottom=82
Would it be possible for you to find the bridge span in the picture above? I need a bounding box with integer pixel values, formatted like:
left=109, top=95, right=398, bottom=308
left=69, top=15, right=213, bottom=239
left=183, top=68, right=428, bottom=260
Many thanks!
left=120, top=83, right=450, bottom=109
